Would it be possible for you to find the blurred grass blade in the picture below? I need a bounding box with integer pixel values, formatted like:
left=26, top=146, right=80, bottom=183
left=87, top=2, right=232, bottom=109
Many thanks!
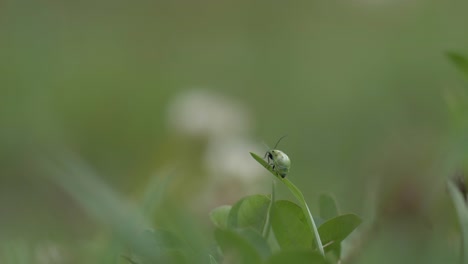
left=447, top=52, right=468, bottom=79
left=250, top=152, right=325, bottom=256
left=448, top=180, right=468, bottom=264
left=141, top=167, right=176, bottom=220
left=121, top=255, right=139, bottom=264
left=209, top=255, right=218, bottom=264
left=42, top=152, right=166, bottom=262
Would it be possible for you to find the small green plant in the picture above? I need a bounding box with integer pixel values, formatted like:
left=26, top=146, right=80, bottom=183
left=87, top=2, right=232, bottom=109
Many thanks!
left=209, top=152, right=362, bottom=264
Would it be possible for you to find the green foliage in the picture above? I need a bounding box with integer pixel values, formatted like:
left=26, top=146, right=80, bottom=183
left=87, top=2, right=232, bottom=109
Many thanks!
left=28, top=148, right=363, bottom=264
left=318, top=194, right=341, bottom=258
left=227, top=195, right=271, bottom=233
left=207, top=152, right=362, bottom=264
left=264, top=250, right=329, bottom=264
left=214, top=229, right=264, bottom=264
left=209, top=205, right=232, bottom=230
left=250, top=152, right=325, bottom=256
left=319, top=194, right=339, bottom=221
left=318, top=214, right=362, bottom=251
left=271, top=200, right=314, bottom=250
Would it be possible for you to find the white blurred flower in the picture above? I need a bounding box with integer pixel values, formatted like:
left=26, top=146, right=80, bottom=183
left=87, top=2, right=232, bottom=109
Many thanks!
left=204, top=137, right=266, bottom=183
left=199, top=137, right=269, bottom=209
left=35, top=242, right=64, bottom=264
left=166, top=89, right=269, bottom=208
left=167, top=89, right=251, bottom=139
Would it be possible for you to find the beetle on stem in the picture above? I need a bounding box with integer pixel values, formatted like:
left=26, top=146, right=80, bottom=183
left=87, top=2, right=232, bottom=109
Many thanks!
left=264, top=136, right=291, bottom=178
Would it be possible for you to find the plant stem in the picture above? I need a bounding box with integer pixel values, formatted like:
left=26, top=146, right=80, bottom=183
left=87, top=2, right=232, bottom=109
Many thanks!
left=283, top=178, right=325, bottom=256
left=262, top=180, right=276, bottom=239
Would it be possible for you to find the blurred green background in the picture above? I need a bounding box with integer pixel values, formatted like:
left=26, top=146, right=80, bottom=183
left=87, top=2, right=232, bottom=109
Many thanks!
left=2, top=0, right=468, bottom=263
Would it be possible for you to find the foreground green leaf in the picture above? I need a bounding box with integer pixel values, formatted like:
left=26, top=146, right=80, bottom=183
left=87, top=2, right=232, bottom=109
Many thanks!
left=318, top=193, right=341, bottom=258
left=228, top=194, right=271, bottom=233
left=210, top=205, right=232, bottom=229
left=236, top=228, right=272, bottom=260
left=215, top=229, right=264, bottom=264
left=318, top=214, right=362, bottom=251
left=271, top=200, right=314, bottom=250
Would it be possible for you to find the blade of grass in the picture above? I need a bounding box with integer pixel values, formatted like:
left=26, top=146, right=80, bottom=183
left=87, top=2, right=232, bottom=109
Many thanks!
left=41, top=152, right=166, bottom=262
left=448, top=179, right=468, bottom=264
left=250, top=152, right=325, bottom=256
left=141, top=167, right=175, bottom=220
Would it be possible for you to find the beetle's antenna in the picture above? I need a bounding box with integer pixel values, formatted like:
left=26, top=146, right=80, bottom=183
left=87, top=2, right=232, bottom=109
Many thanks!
left=273, top=135, right=288, bottom=149
left=262, top=141, right=270, bottom=159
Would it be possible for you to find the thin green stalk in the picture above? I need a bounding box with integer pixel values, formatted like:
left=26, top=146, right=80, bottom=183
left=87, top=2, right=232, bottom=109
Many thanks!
left=262, top=180, right=276, bottom=239
left=283, top=178, right=325, bottom=256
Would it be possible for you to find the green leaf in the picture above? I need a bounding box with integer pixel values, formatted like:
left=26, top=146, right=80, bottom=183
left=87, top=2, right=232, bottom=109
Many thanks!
left=447, top=52, right=468, bottom=79
left=250, top=152, right=325, bottom=256
left=447, top=180, right=468, bottom=264
left=210, top=205, right=232, bottom=229
left=264, top=250, right=328, bottom=264
left=228, top=194, right=271, bottom=233
left=318, top=214, right=362, bottom=251
left=319, top=194, right=339, bottom=221
left=236, top=228, right=272, bottom=260
left=214, top=229, right=262, bottom=264
left=271, top=200, right=314, bottom=250
left=318, top=193, right=341, bottom=258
